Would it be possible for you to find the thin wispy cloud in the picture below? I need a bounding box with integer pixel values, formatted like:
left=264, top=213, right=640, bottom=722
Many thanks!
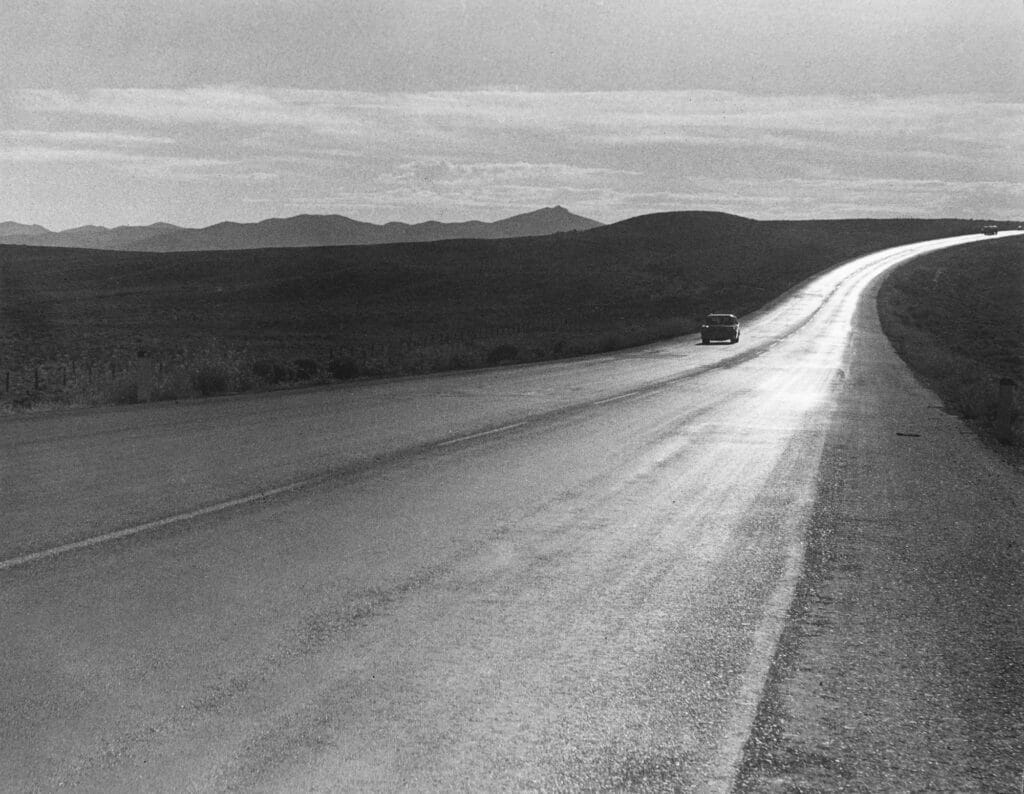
left=381, top=159, right=636, bottom=187
left=19, top=87, right=1024, bottom=144
left=6, top=86, right=1024, bottom=226
left=18, top=87, right=374, bottom=139
left=0, top=146, right=147, bottom=164
left=2, top=129, right=176, bottom=146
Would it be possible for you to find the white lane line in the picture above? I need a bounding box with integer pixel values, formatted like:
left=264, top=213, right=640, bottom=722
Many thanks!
left=710, top=534, right=806, bottom=793
left=0, top=480, right=309, bottom=572
left=4, top=419, right=532, bottom=571
left=594, top=390, right=643, bottom=405
left=436, top=421, right=526, bottom=447
left=707, top=442, right=826, bottom=792
left=1, top=414, right=562, bottom=571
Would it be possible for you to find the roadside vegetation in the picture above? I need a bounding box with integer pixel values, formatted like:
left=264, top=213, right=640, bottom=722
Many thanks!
left=1, top=212, right=983, bottom=410
left=877, top=234, right=1023, bottom=463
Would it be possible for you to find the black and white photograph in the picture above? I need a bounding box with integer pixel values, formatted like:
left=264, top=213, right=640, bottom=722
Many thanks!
left=2, top=1, right=1022, bottom=790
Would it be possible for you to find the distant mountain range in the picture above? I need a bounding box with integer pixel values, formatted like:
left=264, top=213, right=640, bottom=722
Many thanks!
left=0, top=206, right=603, bottom=252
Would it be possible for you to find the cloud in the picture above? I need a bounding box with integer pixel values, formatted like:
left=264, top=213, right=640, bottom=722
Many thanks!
left=380, top=159, right=636, bottom=188
left=17, top=87, right=373, bottom=139
left=16, top=87, right=1024, bottom=158
left=2, top=129, right=176, bottom=146
left=6, top=87, right=1002, bottom=129
left=0, top=145, right=142, bottom=163
left=0, top=143, right=234, bottom=181
left=5, top=86, right=1023, bottom=225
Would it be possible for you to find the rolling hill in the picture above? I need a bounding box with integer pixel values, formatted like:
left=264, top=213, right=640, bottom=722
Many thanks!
left=0, top=222, right=50, bottom=238
left=1, top=211, right=984, bottom=410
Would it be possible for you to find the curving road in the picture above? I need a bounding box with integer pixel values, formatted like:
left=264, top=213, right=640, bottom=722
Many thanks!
left=0, top=233, right=1014, bottom=791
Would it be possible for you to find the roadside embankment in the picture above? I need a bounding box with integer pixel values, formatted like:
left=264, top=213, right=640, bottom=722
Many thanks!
left=877, top=234, right=1023, bottom=468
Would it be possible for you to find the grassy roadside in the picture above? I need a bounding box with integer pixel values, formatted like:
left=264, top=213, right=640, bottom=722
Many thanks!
left=1, top=213, right=981, bottom=410
left=877, top=234, right=1023, bottom=467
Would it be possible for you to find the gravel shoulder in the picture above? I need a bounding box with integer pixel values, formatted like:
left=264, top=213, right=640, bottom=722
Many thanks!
left=735, top=275, right=1024, bottom=792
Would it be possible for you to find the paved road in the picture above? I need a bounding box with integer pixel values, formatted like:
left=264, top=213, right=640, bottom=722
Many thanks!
left=0, top=233, right=1013, bottom=791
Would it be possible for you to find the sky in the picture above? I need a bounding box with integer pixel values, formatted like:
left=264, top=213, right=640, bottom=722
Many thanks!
left=1, top=0, right=1023, bottom=230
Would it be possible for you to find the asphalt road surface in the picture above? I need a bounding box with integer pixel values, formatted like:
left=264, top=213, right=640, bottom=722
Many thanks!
left=1, top=233, right=1015, bottom=792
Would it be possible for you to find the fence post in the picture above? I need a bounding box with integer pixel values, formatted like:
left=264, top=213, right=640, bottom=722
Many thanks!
left=996, top=377, right=1016, bottom=444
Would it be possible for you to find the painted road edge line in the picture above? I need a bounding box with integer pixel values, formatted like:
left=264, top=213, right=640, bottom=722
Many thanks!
left=436, top=421, right=526, bottom=447
left=3, top=421, right=531, bottom=571
left=594, top=390, right=643, bottom=405
left=0, top=480, right=309, bottom=572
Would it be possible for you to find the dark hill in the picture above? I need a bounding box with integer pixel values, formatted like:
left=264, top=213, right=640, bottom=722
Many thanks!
left=588, top=211, right=761, bottom=249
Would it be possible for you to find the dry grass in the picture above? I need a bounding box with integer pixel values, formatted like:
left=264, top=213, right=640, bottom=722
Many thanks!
left=877, top=235, right=1023, bottom=464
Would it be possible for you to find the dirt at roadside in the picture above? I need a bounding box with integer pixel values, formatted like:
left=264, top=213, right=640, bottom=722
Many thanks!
left=735, top=289, right=1024, bottom=792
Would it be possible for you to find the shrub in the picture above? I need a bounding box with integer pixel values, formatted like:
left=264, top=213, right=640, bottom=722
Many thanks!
left=253, top=359, right=294, bottom=384
left=192, top=367, right=230, bottom=397
left=654, top=318, right=695, bottom=339
left=953, top=376, right=997, bottom=422
left=108, top=378, right=139, bottom=405
left=486, top=344, right=518, bottom=365
left=328, top=357, right=360, bottom=379
left=293, top=358, right=319, bottom=380
left=151, top=371, right=193, bottom=402
left=11, top=394, right=36, bottom=409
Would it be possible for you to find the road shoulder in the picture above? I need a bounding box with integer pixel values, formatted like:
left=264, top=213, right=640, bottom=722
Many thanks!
left=735, top=278, right=1024, bottom=791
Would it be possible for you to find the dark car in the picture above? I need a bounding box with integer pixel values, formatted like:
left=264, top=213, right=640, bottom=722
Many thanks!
left=981, top=224, right=999, bottom=235
left=701, top=313, right=740, bottom=344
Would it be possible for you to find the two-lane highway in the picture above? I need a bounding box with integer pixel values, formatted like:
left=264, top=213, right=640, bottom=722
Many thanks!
left=0, top=233, right=1013, bottom=791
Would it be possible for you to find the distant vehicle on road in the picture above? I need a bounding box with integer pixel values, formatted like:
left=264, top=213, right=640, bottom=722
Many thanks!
left=981, top=225, right=999, bottom=235
left=701, top=313, right=740, bottom=344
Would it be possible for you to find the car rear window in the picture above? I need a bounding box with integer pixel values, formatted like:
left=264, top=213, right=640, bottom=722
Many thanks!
left=706, top=315, right=735, bottom=325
